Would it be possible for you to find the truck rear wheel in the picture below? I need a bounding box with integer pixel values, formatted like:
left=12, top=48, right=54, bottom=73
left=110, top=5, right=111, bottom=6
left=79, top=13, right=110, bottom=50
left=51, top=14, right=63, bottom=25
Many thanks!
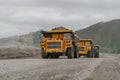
left=41, top=49, right=48, bottom=59
left=95, top=52, right=99, bottom=58
left=74, top=46, right=79, bottom=58
left=93, top=46, right=99, bottom=58
left=67, top=47, right=74, bottom=59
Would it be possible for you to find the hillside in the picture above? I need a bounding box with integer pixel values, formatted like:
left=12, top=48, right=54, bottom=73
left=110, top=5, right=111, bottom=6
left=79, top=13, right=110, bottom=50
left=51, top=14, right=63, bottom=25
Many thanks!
left=0, top=20, right=120, bottom=57
left=0, top=31, right=43, bottom=48
left=0, top=31, right=42, bottom=59
left=76, top=19, right=120, bottom=53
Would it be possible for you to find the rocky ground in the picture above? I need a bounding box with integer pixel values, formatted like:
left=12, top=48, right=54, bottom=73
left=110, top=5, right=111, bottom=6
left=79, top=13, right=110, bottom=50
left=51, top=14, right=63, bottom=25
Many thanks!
left=0, top=53, right=120, bottom=80
left=0, top=48, right=41, bottom=59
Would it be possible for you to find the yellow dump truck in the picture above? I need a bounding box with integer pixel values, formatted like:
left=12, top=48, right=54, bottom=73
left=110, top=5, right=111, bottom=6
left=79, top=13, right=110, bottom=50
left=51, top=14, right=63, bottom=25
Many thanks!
left=77, top=39, right=99, bottom=58
left=39, top=28, right=79, bottom=59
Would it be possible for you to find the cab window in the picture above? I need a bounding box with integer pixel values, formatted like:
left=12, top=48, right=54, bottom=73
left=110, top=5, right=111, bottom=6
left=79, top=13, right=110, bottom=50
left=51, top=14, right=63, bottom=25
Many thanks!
left=85, top=42, right=91, bottom=46
left=63, top=33, right=71, bottom=40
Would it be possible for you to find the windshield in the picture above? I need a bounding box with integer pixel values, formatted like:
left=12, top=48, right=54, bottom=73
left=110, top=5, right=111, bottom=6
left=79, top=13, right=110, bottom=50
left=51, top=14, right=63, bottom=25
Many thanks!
left=63, top=33, right=71, bottom=40
left=85, top=41, right=91, bottom=46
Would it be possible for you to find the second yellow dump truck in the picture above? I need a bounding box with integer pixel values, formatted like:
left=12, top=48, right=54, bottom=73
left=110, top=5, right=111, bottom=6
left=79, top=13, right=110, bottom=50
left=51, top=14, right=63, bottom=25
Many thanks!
left=40, top=27, right=79, bottom=59
left=77, top=39, right=99, bottom=58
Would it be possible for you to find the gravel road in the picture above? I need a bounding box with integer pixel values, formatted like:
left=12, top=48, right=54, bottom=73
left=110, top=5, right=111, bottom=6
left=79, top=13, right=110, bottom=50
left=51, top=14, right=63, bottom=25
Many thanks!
left=0, top=54, right=120, bottom=80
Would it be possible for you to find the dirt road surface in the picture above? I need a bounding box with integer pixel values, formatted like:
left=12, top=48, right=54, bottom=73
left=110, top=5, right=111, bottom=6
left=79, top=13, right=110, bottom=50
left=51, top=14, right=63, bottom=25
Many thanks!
left=0, top=53, right=120, bottom=80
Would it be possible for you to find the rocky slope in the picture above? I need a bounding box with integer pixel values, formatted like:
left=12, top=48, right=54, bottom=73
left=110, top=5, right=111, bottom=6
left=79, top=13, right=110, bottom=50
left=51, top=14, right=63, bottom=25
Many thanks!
left=0, top=31, right=41, bottom=59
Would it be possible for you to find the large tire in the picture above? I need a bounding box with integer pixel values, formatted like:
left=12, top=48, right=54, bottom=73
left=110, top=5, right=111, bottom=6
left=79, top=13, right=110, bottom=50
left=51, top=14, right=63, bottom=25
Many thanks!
left=91, top=51, right=95, bottom=58
left=41, top=49, right=48, bottom=59
left=93, top=47, right=99, bottom=58
left=74, top=46, right=79, bottom=58
left=87, top=51, right=93, bottom=58
left=95, top=52, right=99, bottom=58
left=67, top=47, right=74, bottom=59
left=87, top=51, right=90, bottom=58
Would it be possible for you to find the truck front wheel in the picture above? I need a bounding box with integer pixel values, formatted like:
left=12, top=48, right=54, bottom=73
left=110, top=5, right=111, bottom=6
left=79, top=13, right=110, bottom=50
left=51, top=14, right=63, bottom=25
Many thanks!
left=41, top=49, right=48, bottom=59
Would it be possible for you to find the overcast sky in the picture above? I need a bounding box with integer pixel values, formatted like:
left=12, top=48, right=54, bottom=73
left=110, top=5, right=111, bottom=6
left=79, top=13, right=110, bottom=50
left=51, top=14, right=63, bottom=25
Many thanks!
left=0, top=0, right=120, bottom=38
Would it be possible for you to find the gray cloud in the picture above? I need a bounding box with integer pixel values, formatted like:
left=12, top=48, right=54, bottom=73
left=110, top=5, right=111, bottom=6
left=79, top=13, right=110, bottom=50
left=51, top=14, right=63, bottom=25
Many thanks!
left=0, top=0, right=120, bottom=38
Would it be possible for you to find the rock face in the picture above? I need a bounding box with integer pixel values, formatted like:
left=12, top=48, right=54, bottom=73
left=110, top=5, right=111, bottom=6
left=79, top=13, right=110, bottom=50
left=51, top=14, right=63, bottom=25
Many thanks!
left=19, top=32, right=34, bottom=45
left=0, top=33, right=34, bottom=49
left=0, top=32, right=41, bottom=59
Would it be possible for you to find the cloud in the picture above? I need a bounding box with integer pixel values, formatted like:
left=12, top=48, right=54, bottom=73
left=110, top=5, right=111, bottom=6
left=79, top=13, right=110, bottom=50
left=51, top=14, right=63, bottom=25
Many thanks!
left=0, top=0, right=120, bottom=38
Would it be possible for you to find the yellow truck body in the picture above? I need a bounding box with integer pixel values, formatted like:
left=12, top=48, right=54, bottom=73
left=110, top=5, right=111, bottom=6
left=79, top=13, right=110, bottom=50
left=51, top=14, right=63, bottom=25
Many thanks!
left=77, top=39, right=99, bottom=58
left=40, top=28, right=79, bottom=58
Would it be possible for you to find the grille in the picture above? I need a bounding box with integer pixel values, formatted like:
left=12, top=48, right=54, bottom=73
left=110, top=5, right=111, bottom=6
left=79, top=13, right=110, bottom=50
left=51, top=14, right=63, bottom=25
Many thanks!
left=79, top=47, right=84, bottom=51
left=47, top=42, right=61, bottom=49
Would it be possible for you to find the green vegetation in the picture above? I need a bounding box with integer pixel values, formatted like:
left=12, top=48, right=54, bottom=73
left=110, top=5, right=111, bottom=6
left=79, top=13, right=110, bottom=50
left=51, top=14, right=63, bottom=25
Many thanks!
left=76, top=19, right=120, bottom=53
